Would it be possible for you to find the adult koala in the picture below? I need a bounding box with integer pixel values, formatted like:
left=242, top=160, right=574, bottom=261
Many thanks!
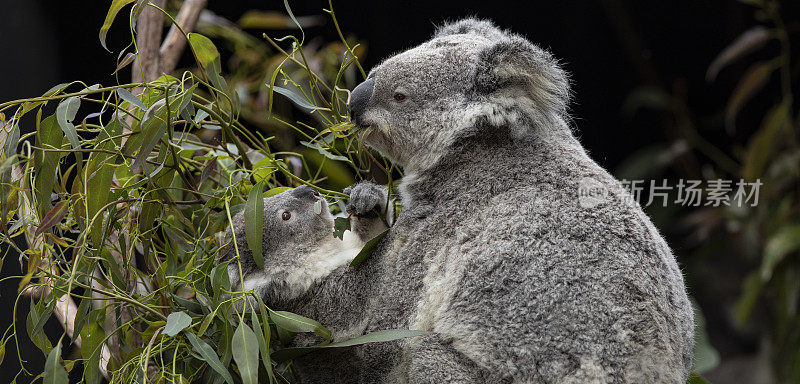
left=298, top=18, right=693, bottom=383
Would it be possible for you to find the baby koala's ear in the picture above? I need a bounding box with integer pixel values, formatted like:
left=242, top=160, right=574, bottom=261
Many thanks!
left=433, top=17, right=507, bottom=40
left=473, top=34, right=571, bottom=121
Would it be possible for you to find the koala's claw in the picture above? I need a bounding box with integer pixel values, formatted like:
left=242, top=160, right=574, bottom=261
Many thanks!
left=344, top=182, right=385, bottom=217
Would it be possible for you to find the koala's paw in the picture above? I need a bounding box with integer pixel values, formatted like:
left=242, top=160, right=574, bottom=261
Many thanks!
left=344, top=181, right=385, bottom=217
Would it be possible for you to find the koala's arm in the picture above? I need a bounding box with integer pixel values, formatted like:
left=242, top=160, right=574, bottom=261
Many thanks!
left=344, top=181, right=393, bottom=241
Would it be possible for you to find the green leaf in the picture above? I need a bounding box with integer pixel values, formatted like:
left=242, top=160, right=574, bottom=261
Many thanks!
left=117, top=88, right=147, bottom=110
left=272, top=86, right=324, bottom=112
left=326, top=329, right=427, bottom=348
left=264, top=187, right=291, bottom=198
left=725, top=60, right=777, bottom=131
left=130, top=86, right=195, bottom=172
left=86, top=117, right=122, bottom=245
left=185, top=332, right=235, bottom=384
left=72, top=298, right=92, bottom=339
left=349, top=229, right=389, bottom=267
left=249, top=310, right=273, bottom=382
left=35, top=201, right=69, bottom=237
left=245, top=180, right=266, bottom=269
left=268, top=309, right=330, bottom=341
left=237, top=11, right=316, bottom=29
left=2, top=121, right=19, bottom=159
left=254, top=297, right=275, bottom=380
left=271, top=329, right=428, bottom=363
left=231, top=322, right=259, bottom=384
left=43, top=340, right=68, bottom=384
left=35, top=115, right=64, bottom=216
left=687, top=372, right=712, bottom=384
left=80, top=321, right=106, bottom=384
left=55, top=96, right=81, bottom=151
left=760, top=224, right=800, bottom=282
left=735, top=272, right=763, bottom=326
left=164, top=311, right=193, bottom=337
left=706, top=26, right=772, bottom=81
left=333, top=216, right=351, bottom=240
left=691, top=299, right=719, bottom=373
left=26, top=300, right=52, bottom=354
left=99, top=0, right=137, bottom=51
left=300, top=140, right=350, bottom=162
left=742, top=101, right=791, bottom=180
left=187, top=33, right=220, bottom=68
left=211, top=263, right=231, bottom=299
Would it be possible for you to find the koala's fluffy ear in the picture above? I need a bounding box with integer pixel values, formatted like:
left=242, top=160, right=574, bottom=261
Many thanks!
left=434, top=17, right=507, bottom=40
left=472, top=35, right=571, bottom=129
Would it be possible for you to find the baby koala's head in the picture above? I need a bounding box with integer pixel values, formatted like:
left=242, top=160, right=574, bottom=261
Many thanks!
left=220, top=185, right=335, bottom=297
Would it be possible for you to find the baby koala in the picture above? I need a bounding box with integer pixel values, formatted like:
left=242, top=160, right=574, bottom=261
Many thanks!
left=219, top=182, right=388, bottom=307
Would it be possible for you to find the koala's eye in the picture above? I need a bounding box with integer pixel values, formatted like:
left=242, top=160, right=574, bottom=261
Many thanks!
left=393, top=92, right=407, bottom=102
left=281, top=211, right=292, bottom=221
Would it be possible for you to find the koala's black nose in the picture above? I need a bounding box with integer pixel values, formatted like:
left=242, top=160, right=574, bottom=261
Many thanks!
left=292, top=185, right=320, bottom=200
left=347, top=78, right=374, bottom=125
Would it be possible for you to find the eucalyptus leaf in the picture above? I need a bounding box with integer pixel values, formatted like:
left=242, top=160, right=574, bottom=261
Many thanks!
left=117, top=88, right=147, bottom=110
left=271, top=329, right=428, bottom=363
left=34, top=115, right=63, bottom=216
left=2, top=121, right=19, bottom=159
left=185, top=333, right=235, bottom=384
left=272, top=86, right=324, bottom=112
left=80, top=321, right=106, bottom=384
left=760, top=224, right=800, bottom=282
left=164, top=311, right=193, bottom=337
left=43, top=340, right=68, bottom=384
left=245, top=180, right=267, bottom=269
left=231, top=322, right=259, bottom=384
left=55, top=96, right=81, bottom=151
left=300, top=140, right=350, bottom=162
left=99, top=0, right=137, bottom=51
left=350, top=229, right=389, bottom=267
left=268, top=309, right=330, bottom=341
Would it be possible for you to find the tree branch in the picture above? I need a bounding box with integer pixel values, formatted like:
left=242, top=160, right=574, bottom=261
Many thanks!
left=160, top=0, right=208, bottom=75
left=132, top=0, right=168, bottom=84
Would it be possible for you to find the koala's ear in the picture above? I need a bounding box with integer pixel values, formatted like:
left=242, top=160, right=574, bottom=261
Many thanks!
left=473, top=35, right=571, bottom=121
left=434, top=18, right=507, bottom=40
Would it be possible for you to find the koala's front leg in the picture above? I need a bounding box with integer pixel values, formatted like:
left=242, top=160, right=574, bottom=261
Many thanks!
left=344, top=181, right=392, bottom=241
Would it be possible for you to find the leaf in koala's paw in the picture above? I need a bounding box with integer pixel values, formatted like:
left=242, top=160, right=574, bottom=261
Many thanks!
left=164, top=311, right=193, bottom=337
left=333, top=216, right=351, bottom=240
left=268, top=309, right=331, bottom=341
left=245, top=180, right=266, bottom=269
left=313, top=199, right=322, bottom=214
left=349, top=229, right=388, bottom=267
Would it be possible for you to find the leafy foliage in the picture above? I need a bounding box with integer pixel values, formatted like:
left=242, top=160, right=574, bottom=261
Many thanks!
left=617, top=0, right=799, bottom=382
left=0, top=1, right=410, bottom=383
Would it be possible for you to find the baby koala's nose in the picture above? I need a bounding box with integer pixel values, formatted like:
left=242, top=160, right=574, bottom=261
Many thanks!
left=292, top=185, right=320, bottom=200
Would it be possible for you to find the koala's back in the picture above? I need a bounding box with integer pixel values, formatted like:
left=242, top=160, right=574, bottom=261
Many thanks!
left=346, top=137, right=694, bottom=383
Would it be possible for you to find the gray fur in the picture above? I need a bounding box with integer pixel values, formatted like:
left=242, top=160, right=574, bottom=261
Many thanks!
left=229, top=18, right=694, bottom=383
left=220, top=185, right=386, bottom=308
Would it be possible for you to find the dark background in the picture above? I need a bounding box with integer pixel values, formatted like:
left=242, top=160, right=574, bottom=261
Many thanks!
left=1, top=0, right=797, bottom=382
